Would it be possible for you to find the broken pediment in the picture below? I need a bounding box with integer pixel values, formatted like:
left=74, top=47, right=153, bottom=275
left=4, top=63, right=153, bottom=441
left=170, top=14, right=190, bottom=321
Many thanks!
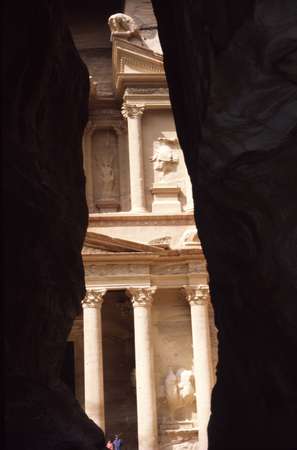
left=179, top=228, right=201, bottom=249
left=111, top=37, right=166, bottom=97
left=83, top=231, right=165, bottom=254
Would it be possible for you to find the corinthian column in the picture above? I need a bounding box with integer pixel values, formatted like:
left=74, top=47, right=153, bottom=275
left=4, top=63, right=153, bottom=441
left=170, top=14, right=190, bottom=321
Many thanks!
left=82, top=289, right=106, bottom=430
left=183, top=285, right=213, bottom=450
left=121, top=103, right=146, bottom=213
left=127, top=287, right=158, bottom=450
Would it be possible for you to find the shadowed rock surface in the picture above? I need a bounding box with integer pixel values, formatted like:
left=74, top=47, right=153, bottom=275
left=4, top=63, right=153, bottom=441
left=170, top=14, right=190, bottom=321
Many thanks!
left=152, top=1, right=297, bottom=449
left=2, top=1, right=105, bottom=448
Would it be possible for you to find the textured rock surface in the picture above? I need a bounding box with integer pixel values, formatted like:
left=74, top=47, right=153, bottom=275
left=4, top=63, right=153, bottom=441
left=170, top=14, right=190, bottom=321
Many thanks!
left=125, top=0, right=157, bottom=28
left=152, top=1, right=297, bottom=449
left=3, top=1, right=105, bottom=448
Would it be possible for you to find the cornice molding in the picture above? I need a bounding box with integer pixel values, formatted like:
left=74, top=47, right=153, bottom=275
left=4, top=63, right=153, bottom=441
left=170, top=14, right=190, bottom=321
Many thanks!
left=112, top=37, right=166, bottom=97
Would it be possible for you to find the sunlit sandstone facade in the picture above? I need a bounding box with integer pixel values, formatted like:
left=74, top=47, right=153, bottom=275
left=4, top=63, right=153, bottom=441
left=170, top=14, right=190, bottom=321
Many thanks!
left=64, top=4, right=218, bottom=450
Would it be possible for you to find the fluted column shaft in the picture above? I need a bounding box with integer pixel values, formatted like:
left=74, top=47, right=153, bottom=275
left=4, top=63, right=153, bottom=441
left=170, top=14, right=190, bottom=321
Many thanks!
left=127, top=287, right=158, bottom=450
left=183, top=285, right=213, bottom=450
left=82, top=289, right=106, bottom=430
left=122, top=103, right=146, bottom=213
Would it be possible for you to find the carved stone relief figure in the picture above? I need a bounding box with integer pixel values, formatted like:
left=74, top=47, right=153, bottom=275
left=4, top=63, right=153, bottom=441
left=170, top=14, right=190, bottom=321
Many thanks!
left=99, top=158, right=115, bottom=198
left=151, top=132, right=180, bottom=185
left=176, top=368, right=195, bottom=421
left=165, top=368, right=179, bottom=421
left=92, top=129, right=120, bottom=212
left=164, top=367, right=195, bottom=422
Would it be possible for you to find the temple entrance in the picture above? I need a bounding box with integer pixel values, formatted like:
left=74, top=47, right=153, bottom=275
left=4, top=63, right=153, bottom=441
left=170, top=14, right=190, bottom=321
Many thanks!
left=102, top=290, right=137, bottom=449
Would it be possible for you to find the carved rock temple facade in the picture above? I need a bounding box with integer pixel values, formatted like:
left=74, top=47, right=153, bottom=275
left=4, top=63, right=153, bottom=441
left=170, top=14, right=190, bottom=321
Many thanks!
left=64, top=2, right=218, bottom=449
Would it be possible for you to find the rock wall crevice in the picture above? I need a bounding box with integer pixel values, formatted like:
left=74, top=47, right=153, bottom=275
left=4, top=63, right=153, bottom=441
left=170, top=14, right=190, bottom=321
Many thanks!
left=3, top=1, right=105, bottom=448
left=152, top=1, right=297, bottom=448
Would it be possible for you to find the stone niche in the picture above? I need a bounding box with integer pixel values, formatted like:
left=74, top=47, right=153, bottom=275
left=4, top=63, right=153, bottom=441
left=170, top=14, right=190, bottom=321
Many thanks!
left=92, top=128, right=120, bottom=212
left=152, top=289, right=198, bottom=449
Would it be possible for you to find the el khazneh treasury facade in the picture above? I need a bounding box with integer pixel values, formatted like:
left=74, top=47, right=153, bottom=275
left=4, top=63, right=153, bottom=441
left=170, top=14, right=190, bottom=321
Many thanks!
left=63, top=2, right=218, bottom=449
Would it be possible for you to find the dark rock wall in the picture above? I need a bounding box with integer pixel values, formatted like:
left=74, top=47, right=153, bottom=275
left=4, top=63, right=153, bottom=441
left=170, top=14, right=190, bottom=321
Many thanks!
left=152, top=1, right=297, bottom=449
left=3, top=1, right=105, bottom=448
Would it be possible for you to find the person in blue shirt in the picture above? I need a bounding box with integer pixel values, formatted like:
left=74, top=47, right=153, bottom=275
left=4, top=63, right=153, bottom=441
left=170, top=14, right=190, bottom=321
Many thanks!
left=113, top=434, right=123, bottom=450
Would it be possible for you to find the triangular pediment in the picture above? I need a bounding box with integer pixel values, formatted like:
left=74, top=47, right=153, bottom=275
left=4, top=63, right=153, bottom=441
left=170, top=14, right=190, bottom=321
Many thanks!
left=82, top=231, right=165, bottom=254
left=112, top=37, right=166, bottom=97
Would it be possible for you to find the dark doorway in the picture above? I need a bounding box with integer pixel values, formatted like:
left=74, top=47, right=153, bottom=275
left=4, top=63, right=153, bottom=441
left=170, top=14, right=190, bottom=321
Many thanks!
left=102, top=290, right=137, bottom=450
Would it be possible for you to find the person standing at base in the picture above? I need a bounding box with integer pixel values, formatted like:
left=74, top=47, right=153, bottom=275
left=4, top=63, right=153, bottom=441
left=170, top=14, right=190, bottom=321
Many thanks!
left=106, top=438, right=113, bottom=449
left=113, top=434, right=123, bottom=450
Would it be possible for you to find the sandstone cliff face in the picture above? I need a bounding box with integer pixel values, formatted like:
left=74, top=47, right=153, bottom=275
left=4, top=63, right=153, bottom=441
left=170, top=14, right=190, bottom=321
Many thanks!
left=152, top=1, right=297, bottom=449
left=3, top=1, right=105, bottom=448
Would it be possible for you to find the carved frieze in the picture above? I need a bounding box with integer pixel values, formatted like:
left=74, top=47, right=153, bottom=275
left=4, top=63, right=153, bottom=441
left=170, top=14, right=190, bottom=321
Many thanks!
left=85, top=264, right=148, bottom=277
left=125, top=87, right=169, bottom=96
left=120, top=56, right=164, bottom=73
left=151, top=263, right=188, bottom=275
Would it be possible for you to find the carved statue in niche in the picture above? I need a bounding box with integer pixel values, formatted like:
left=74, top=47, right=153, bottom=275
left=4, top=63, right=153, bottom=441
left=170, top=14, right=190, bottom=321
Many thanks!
left=92, top=129, right=120, bottom=212
left=176, top=368, right=195, bottom=420
left=164, top=367, right=195, bottom=422
left=165, top=367, right=179, bottom=421
left=100, top=158, right=115, bottom=197
left=151, top=133, right=179, bottom=184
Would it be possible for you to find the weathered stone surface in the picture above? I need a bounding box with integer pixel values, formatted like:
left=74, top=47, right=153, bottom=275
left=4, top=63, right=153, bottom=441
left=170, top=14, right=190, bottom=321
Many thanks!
left=152, top=0, right=297, bottom=449
left=3, top=1, right=105, bottom=448
left=125, top=0, right=157, bottom=28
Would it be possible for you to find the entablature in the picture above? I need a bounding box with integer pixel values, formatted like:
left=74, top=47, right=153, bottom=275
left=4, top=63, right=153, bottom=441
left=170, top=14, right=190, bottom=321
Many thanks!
left=112, top=37, right=166, bottom=98
left=83, top=249, right=207, bottom=290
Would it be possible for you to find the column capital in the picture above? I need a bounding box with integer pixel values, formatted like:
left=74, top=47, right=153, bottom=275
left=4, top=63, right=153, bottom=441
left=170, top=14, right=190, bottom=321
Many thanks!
left=121, top=102, right=145, bottom=119
left=82, top=289, right=107, bottom=309
left=182, top=285, right=209, bottom=306
left=126, top=287, right=157, bottom=308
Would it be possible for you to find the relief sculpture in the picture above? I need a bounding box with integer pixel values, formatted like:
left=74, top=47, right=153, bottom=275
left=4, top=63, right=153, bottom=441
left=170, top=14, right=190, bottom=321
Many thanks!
left=98, top=155, right=116, bottom=199
left=151, top=134, right=179, bottom=184
left=165, top=368, right=179, bottom=421
left=92, top=129, right=120, bottom=212
left=164, top=367, right=195, bottom=422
